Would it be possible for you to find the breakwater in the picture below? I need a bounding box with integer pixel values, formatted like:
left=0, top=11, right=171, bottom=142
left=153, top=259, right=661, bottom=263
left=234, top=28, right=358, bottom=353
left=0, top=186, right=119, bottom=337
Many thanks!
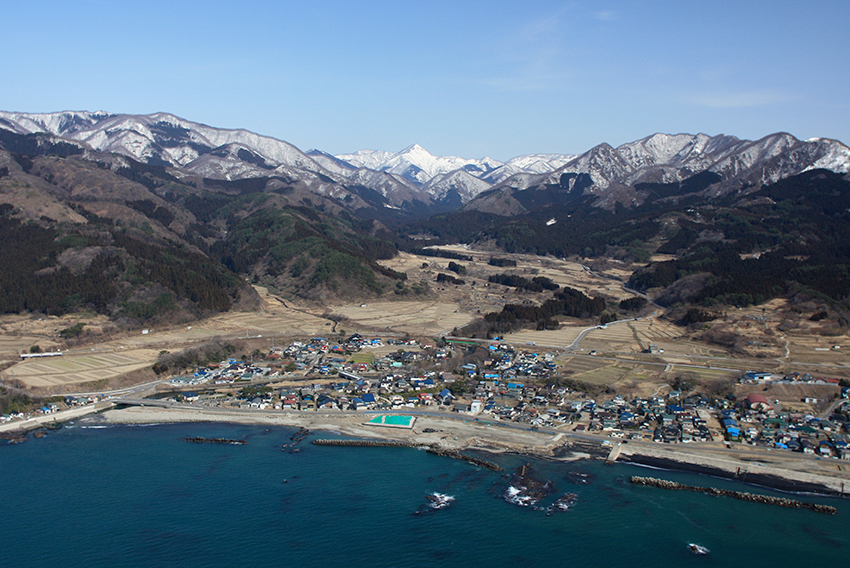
left=312, top=439, right=414, bottom=448
left=282, top=427, right=311, bottom=452
left=630, top=476, right=837, bottom=515
left=312, top=439, right=503, bottom=471
left=185, top=436, right=247, bottom=445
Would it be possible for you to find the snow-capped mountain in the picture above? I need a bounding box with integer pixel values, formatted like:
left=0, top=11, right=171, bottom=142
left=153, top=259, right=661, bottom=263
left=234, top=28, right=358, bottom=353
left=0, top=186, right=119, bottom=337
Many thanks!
left=1, top=110, right=848, bottom=215
left=0, top=110, right=431, bottom=209
left=337, top=144, right=498, bottom=184
left=423, top=169, right=494, bottom=204
left=335, top=144, right=576, bottom=201
left=463, top=132, right=850, bottom=213
left=0, top=111, right=319, bottom=172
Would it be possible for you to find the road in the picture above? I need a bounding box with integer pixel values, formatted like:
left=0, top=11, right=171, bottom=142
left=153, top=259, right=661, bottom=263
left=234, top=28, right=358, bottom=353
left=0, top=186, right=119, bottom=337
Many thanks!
left=820, top=397, right=850, bottom=420
left=0, top=401, right=110, bottom=433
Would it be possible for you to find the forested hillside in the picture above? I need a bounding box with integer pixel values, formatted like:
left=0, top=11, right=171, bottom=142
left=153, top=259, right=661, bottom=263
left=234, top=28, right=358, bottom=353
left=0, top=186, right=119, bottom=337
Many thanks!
left=0, top=129, right=414, bottom=324
left=403, top=169, right=850, bottom=314
left=3, top=122, right=850, bottom=328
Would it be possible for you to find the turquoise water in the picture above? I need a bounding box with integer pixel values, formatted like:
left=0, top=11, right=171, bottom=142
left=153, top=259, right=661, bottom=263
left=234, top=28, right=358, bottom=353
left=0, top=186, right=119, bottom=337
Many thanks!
left=1, top=422, right=847, bottom=567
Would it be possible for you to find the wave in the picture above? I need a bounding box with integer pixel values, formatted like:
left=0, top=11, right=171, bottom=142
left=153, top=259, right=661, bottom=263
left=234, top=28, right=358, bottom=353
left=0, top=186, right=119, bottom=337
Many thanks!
left=504, top=485, right=538, bottom=506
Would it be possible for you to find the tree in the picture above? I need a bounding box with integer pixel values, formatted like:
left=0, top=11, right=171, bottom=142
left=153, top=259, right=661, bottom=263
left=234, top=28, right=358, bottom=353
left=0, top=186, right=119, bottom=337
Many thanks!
left=448, top=381, right=468, bottom=396
left=59, top=323, right=85, bottom=339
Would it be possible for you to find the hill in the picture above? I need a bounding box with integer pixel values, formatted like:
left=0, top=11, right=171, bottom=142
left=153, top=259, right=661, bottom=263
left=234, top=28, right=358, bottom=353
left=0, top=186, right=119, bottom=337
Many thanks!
left=402, top=169, right=850, bottom=319
left=3, top=112, right=850, bottom=328
left=0, top=129, right=413, bottom=325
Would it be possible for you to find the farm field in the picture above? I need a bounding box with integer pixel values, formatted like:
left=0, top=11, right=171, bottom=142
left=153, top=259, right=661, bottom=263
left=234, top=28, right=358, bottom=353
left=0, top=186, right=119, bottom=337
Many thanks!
left=1, top=246, right=848, bottom=396
left=329, top=301, right=474, bottom=337
left=1, top=349, right=157, bottom=389
left=382, top=248, right=637, bottom=303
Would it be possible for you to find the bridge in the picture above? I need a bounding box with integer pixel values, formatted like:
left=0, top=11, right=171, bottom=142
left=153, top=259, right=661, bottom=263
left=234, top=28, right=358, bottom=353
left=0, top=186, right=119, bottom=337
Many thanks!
left=110, top=397, right=173, bottom=408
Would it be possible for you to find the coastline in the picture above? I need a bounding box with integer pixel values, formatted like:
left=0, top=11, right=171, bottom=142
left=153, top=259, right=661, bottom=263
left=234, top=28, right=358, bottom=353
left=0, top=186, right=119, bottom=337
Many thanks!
left=86, top=405, right=850, bottom=497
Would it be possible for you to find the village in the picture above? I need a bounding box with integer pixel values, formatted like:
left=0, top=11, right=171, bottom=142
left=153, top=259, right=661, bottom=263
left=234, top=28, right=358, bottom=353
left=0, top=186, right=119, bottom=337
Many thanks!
left=4, top=327, right=850, bottom=464
left=117, top=334, right=850, bottom=462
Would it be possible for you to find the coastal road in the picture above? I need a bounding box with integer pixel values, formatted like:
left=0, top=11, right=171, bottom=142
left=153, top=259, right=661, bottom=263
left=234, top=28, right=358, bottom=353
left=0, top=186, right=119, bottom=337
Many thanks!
left=23, top=396, right=850, bottom=494
left=105, top=399, right=610, bottom=446
left=0, top=401, right=110, bottom=433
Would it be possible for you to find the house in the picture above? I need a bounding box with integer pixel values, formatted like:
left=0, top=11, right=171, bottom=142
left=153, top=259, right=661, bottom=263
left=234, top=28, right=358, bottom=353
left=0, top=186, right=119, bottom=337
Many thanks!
left=744, top=371, right=772, bottom=383
left=317, top=395, right=336, bottom=410
left=744, top=393, right=772, bottom=412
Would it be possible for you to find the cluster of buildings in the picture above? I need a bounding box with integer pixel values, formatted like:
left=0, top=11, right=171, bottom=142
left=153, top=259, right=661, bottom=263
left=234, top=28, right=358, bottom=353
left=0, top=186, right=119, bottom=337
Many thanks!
left=1, top=395, right=103, bottom=425
left=148, top=337, right=846, bottom=462
left=1, top=410, right=32, bottom=423
left=742, top=371, right=842, bottom=388
left=228, top=378, right=447, bottom=412
left=170, top=360, right=273, bottom=386
left=719, top=390, right=850, bottom=459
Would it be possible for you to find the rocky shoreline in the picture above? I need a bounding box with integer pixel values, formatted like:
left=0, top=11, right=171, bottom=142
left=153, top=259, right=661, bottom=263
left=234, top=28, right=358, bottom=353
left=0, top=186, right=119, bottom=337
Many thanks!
left=53, top=405, right=850, bottom=499
left=618, top=452, right=848, bottom=497
left=311, top=438, right=504, bottom=471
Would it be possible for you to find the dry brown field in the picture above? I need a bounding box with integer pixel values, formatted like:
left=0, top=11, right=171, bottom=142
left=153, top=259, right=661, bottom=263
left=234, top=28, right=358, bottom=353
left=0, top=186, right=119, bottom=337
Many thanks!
left=329, top=300, right=474, bottom=337
left=393, top=246, right=638, bottom=302
left=2, top=247, right=847, bottom=399
left=0, top=349, right=157, bottom=389
left=0, top=312, right=111, bottom=358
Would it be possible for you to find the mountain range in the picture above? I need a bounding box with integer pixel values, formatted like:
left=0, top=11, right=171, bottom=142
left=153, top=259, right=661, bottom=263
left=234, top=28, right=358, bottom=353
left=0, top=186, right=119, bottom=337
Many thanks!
left=2, top=110, right=848, bottom=218
left=2, top=109, right=850, bottom=327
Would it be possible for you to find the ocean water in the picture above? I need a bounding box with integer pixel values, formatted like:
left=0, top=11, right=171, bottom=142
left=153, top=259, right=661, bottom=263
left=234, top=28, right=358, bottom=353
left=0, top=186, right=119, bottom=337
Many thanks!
left=2, top=422, right=847, bottom=567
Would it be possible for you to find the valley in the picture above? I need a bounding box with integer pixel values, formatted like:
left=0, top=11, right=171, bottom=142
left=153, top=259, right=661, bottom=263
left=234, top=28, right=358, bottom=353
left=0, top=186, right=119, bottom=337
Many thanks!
left=1, top=111, right=849, bottom=472
left=2, top=246, right=846, bottom=408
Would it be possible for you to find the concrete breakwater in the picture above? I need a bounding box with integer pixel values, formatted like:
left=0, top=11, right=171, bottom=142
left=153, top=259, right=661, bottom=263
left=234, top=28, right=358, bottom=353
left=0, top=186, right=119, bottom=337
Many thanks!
left=630, top=476, right=837, bottom=515
left=185, top=436, right=247, bottom=445
left=312, top=439, right=414, bottom=448
left=312, top=439, right=504, bottom=471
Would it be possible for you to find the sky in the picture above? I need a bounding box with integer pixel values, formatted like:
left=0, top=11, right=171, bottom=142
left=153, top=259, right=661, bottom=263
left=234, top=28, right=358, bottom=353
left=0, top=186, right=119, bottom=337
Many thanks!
left=3, top=0, right=849, bottom=161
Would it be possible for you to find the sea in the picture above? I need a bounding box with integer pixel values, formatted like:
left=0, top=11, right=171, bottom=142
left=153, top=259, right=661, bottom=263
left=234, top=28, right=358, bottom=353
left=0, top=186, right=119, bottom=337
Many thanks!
left=2, top=421, right=847, bottom=567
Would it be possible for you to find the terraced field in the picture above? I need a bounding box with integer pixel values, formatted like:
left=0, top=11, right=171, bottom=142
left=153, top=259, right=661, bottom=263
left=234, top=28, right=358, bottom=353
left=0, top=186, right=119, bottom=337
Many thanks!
left=330, top=301, right=474, bottom=337
left=1, top=349, right=157, bottom=389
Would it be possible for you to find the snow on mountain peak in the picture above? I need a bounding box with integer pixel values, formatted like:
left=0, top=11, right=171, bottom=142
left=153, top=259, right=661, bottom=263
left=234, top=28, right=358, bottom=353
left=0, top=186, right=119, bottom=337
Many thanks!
left=335, top=145, right=576, bottom=199
left=1, top=110, right=848, bottom=208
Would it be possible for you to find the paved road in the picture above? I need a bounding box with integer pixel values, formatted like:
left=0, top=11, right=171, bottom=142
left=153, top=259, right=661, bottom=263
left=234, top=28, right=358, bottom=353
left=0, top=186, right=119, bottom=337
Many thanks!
left=0, top=401, right=109, bottom=433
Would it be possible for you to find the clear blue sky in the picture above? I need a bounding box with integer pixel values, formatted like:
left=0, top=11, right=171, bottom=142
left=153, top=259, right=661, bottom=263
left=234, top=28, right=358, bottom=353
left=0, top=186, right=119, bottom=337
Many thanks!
left=3, top=0, right=848, bottom=161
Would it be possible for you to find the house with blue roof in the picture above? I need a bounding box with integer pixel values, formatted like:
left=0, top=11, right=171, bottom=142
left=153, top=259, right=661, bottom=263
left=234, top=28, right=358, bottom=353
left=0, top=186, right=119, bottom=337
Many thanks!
left=438, top=389, right=455, bottom=404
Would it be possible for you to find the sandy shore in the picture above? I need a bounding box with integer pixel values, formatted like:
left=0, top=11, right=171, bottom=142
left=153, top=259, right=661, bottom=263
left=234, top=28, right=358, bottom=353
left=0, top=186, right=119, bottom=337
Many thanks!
left=92, top=405, right=850, bottom=496
left=95, top=405, right=572, bottom=455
